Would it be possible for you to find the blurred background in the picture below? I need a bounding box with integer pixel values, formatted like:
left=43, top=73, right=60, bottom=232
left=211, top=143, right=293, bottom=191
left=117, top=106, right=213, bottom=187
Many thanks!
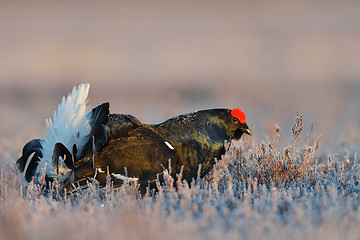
left=1, top=0, right=360, bottom=156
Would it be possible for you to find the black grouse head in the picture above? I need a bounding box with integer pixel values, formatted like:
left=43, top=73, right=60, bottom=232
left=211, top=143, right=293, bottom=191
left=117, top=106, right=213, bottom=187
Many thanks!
left=209, top=108, right=251, bottom=141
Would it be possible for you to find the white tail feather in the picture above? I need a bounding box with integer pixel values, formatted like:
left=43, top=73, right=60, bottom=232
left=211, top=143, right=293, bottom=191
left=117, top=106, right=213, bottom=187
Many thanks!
left=38, top=83, right=92, bottom=178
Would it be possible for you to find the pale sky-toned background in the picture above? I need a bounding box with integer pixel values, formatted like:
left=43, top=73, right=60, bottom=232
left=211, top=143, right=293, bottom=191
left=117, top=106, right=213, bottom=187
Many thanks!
left=1, top=0, right=360, bottom=155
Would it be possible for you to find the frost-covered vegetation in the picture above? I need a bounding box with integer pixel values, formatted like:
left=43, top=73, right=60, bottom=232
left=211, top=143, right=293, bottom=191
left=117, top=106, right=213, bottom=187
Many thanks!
left=1, top=114, right=360, bottom=240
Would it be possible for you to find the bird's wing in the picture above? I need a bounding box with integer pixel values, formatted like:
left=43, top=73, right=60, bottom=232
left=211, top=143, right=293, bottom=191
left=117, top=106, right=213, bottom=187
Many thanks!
left=73, top=126, right=179, bottom=188
left=77, top=102, right=110, bottom=159
left=105, top=114, right=143, bottom=141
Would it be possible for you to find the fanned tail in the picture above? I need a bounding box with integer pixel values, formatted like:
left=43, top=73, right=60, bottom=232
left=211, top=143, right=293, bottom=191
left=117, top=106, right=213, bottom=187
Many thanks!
left=17, top=83, right=110, bottom=187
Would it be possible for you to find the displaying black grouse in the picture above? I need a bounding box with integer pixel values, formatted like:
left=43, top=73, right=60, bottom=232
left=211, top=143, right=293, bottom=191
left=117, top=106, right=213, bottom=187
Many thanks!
left=17, top=84, right=251, bottom=192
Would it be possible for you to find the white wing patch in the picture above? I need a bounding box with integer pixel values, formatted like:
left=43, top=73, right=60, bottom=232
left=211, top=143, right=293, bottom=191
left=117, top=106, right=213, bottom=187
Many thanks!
left=39, top=83, right=92, bottom=178
left=164, top=141, right=175, bottom=150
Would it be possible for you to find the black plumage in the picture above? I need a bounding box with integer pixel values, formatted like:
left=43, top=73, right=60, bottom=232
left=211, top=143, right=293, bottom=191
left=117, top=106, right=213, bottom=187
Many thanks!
left=17, top=104, right=251, bottom=193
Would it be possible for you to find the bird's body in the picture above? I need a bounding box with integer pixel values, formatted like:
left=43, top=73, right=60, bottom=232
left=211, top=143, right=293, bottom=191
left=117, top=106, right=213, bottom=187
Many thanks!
left=17, top=84, right=251, bottom=192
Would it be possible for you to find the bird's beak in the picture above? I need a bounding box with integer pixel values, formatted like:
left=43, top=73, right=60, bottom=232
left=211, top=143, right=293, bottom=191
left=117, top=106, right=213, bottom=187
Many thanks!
left=243, top=128, right=252, bottom=136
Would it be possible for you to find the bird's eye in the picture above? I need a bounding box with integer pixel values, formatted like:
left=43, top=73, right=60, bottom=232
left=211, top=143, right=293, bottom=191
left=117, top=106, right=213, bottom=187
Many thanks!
left=232, top=117, right=238, bottom=123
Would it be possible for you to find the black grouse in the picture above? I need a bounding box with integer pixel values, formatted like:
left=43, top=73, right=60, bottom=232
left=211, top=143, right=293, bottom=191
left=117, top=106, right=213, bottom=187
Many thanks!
left=17, top=84, right=251, bottom=192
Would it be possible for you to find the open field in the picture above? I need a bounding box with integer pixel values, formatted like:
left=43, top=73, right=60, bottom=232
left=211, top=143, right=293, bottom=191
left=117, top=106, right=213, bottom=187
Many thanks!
left=1, top=1, right=360, bottom=239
